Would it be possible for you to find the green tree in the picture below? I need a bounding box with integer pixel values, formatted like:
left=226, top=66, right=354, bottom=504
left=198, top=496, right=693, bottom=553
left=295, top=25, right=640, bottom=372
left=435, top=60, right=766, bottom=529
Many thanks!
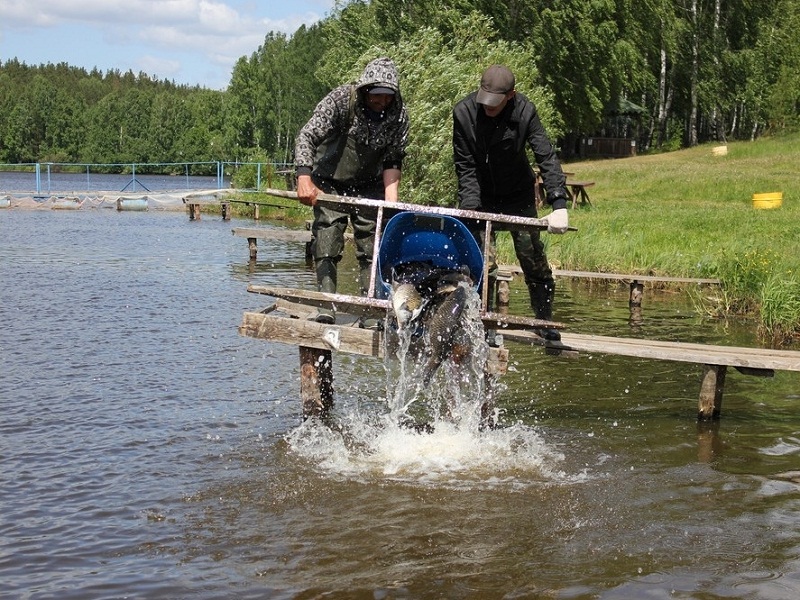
left=348, top=11, right=561, bottom=206
left=753, top=0, right=800, bottom=132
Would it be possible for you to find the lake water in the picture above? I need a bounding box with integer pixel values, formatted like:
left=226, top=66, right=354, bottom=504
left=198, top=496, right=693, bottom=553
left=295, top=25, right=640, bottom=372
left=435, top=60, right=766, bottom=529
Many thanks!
left=0, top=170, right=225, bottom=194
left=2, top=208, right=799, bottom=599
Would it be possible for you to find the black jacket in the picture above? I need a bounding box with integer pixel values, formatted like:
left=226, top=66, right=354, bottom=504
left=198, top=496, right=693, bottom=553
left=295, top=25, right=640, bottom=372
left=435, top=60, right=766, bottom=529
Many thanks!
left=453, top=91, right=568, bottom=213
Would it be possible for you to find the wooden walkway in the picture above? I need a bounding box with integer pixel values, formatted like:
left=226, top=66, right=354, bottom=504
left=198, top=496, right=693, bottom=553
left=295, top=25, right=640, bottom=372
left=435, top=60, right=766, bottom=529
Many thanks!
left=236, top=191, right=800, bottom=421
left=182, top=191, right=233, bottom=220
left=241, top=285, right=800, bottom=421
left=182, top=190, right=297, bottom=221
left=495, top=264, right=720, bottom=320
left=501, top=329, right=800, bottom=420
left=232, top=226, right=313, bottom=260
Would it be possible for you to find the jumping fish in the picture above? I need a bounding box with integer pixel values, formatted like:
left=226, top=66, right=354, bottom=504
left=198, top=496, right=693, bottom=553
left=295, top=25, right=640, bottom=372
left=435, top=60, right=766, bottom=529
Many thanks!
left=390, top=282, right=427, bottom=330
left=420, top=284, right=469, bottom=384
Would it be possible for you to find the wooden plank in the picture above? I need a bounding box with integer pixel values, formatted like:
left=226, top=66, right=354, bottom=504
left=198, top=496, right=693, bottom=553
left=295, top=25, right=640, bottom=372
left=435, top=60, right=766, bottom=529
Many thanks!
left=228, top=200, right=296, bottom=210
left=232, top=227, right=313, bottom=243
left=239, top=309, right=509, bottom=375
left=182, top=197, right=222, bottom=205
left=240, top=310, right=384, bottom=357
left=246, top=284, right=566, bottom=330
left=247, top=285, right=390, bottom=317
left=502, top=330, right=800, bottom=372
left=555, top=269, right=721, bottom=285
left=183, top=190, right=235, bottom=201
left=498, top=264, right=721, bottom=286
left=566, top=181, right=595, bottom=187
left=261, top=188, right=576, bottom=233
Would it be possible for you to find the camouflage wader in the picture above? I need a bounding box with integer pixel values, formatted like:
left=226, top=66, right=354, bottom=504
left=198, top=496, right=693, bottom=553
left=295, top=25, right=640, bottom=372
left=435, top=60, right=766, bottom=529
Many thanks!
left=311, top=201, right=379, bottom=296
left=472, top=204, right=556, bottom=321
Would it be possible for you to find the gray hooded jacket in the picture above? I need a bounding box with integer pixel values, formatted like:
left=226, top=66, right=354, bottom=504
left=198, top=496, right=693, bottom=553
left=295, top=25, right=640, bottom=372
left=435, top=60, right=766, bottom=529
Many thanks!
left=294, top=57, right=409, bottom=189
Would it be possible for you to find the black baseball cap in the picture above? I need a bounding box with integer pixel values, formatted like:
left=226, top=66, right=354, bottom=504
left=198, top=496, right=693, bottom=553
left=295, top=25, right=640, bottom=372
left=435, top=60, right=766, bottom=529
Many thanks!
left=476, top=65, right=515, bottom=107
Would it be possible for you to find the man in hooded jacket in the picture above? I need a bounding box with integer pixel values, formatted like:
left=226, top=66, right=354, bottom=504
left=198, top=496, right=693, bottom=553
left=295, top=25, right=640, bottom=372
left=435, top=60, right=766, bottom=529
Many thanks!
left=453, top=64, right=569, bottom=340
left=295, top=57, right=410, bottom=325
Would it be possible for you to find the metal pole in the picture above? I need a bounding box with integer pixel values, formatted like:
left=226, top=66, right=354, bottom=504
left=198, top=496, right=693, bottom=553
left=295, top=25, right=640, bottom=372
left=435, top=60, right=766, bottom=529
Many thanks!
left=36, top=163, right=41, bottom=194
left=132, top=164, right=136, bottom=192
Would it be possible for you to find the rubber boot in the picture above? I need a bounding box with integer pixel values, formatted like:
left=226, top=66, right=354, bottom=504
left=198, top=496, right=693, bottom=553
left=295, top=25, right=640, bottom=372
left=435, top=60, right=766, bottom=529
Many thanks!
left=315, top=258, right=337, bottom=324
left=528, top=281, right=561, bottom=341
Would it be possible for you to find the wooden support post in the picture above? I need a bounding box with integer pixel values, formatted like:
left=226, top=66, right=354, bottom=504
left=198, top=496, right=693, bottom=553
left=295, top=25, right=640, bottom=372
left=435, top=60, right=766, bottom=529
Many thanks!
left=698, top=364, right=726, bottom=420
left=495, top=270, right=513, bottom=308
left=188, top=204, right=199, bottom=220
left=247, top=237, right=257, bottom=260
left=253, top=203, right=260, bottom=220
left=629, top=281, right=644, bottom=325
left=497, top=280, right=510, bottom=307
left=221, top=202, right=231, bottom=220
left=305, top=220, right=314, bottom=263
left=300, top=346, right=334, bottom=419
left=629, top=281, right=644, bottom=308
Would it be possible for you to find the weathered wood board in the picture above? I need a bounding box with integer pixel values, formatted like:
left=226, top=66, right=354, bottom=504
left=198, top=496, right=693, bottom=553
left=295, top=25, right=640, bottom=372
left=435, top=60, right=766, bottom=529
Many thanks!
left=233, top=227, right=313, bottom=243
left=238, top=303, right=509, bottom=375
left=246, top=284, right=566, bottom=330
left=503, top=330, right=800, bottom=373
left=261, top=188, right=575, bottom=233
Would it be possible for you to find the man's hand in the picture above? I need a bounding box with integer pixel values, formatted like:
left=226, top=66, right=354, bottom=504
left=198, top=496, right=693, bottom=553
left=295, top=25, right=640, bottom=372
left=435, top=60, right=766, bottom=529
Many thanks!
left=546, top=208, right=569, bottom=234
left=296, top=175, right=319, bottom=207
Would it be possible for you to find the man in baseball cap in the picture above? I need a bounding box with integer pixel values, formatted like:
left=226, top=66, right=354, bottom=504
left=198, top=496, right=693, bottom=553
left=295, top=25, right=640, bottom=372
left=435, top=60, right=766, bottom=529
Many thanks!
left=453, top=64, right=571, bottom=341
left=475, top=64, right=516, bottom=107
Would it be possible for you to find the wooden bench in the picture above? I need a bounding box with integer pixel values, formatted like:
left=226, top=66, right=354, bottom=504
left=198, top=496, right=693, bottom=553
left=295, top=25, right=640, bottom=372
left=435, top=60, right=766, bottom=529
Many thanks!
left=182, top=195, right=231, bottom=221
left=232, top=226, right=313, bottom=260
left=566, top=180, right=595, bottom=208
left=227, top=199, right=298, bottom=220
left=494, top=266, right=720, bottom=321
left=534, top=172, right=594, bottom=208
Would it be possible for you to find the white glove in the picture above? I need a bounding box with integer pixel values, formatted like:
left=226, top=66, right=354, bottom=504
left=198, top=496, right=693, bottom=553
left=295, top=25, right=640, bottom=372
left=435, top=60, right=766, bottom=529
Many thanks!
left=546, top=208, right=569, bottom=234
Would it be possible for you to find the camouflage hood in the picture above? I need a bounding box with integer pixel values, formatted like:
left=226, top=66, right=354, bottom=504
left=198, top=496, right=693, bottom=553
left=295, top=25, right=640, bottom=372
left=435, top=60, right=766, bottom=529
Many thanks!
left=355, top=57, right=402, bottom=97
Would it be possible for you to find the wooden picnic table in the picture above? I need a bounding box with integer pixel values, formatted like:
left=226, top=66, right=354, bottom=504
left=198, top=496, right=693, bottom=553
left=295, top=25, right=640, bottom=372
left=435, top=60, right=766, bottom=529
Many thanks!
left=566, top=180, right=595, bottom=208
left=534, top=170, right=595, bottom=208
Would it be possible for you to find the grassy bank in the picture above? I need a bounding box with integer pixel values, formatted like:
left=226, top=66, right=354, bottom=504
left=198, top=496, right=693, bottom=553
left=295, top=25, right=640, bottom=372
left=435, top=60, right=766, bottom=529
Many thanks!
left=238, top=133, right=800, bottom=344
left=540, top=133, right=800, bottom=343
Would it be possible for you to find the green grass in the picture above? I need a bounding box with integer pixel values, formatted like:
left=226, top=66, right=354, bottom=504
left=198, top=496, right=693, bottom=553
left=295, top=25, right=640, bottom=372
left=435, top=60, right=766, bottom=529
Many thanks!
left=531, top=133, right=800, bottom=344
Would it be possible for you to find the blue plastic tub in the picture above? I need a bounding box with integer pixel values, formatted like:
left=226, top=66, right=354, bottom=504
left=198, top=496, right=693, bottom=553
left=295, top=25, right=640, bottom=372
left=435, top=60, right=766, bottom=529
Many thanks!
left=376, top=211, right=484, bottom=298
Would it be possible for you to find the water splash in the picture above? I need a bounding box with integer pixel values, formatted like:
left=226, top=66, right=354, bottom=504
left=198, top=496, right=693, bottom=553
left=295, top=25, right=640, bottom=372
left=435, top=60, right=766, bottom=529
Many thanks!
left=285, top=417, right=567, bottom=489
left=285, top=284, right=570, bottom=488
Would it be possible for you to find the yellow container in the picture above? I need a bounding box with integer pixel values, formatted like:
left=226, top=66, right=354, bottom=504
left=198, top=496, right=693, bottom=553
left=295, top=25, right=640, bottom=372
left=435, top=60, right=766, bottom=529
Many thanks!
left=711, top=145, right=728, bottom=156
left=752, top=192, right=783, bottom=209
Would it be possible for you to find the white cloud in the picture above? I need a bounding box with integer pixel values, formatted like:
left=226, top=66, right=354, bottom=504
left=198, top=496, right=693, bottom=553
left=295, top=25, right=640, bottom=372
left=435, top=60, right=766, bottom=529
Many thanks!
left=0, top=0, right=336, bottom=88
left=137, top=54, right=182, bottom=79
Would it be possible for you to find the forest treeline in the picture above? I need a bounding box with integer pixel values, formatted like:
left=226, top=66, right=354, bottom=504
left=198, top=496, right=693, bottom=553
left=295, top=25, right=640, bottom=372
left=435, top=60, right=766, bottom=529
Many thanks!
left=1, top=0, right=798, bottom=201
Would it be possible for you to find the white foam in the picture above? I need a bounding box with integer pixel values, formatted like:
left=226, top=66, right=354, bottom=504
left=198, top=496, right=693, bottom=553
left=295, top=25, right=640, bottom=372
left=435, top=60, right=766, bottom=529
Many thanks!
left=285, top=416, right=571, bottom=489
left=284, top=282, right=575, bottom=489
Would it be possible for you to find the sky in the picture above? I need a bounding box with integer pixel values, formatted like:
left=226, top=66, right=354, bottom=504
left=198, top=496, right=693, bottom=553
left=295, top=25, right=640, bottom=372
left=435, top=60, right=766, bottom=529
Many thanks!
left=0, top=0, right=338, bottom=90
